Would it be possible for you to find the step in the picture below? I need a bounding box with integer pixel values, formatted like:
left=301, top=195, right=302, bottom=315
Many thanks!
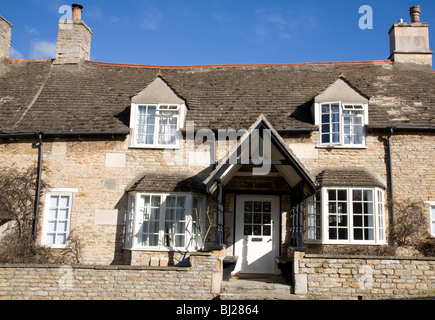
left=220, top=276, right=306, bottom=300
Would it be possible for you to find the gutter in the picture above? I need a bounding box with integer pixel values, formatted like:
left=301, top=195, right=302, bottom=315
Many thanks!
left=0, top=131, right=130, bottom=139
left=367, top=126, right=434, bottom=131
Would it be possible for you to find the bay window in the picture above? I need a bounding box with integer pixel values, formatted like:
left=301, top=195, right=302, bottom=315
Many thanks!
left=125, top=192, right=206, bottom=251
left=305, top=187, right=386, bottom=244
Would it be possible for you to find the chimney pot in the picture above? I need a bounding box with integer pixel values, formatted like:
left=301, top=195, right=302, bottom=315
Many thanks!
left=410, top=5, right=421, bottom=23
left=72, top=3, right=84, bottom=21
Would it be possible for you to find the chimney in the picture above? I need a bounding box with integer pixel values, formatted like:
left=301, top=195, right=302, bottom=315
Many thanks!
left=71, top=3, right=83, bottom=21
left=0, top=15, right=12, bottom=60
left=388, top=5, right=433, bottom=66
left=54, top=3, right=92, bottom=64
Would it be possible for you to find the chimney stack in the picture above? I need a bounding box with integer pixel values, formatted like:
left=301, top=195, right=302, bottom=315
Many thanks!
left=71, top=3, right=83, bottom=21
left=0, top=15, right=12, bottom=60
left=410, top=5, right=421, bottom=23
left=54, top=3, right=92, bottom=64
left=388, top=5, right=433, bottom=67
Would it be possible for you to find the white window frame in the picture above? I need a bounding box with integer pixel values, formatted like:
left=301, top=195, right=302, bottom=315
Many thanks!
left=316, top=102, right=368, bottom=148
left=305, top=187, right=386, bottom=245
left=424, top=201, right=435, bottom=237
left=125, top=192, right=206, bottom=251
left=42, top=189, right=77, bottom=248
left=130, top=103, right=185, bottom=149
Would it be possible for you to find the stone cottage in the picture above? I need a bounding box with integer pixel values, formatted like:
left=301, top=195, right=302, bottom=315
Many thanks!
left=0, top=4, right=434, bottom=282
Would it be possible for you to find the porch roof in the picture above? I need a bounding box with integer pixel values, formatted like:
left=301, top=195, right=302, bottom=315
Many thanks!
left=203, top=114, right=317, bottom=197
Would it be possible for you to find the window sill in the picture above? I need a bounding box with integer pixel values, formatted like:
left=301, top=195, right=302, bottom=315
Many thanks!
left=123, top=247, right=198, bottom=252
left=316, top=145, right=367, bottom=150
left=129, top=145, right=180, bottom=150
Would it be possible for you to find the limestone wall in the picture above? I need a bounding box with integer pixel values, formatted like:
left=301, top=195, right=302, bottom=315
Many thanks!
left=0, top=252, right=221, bottom=300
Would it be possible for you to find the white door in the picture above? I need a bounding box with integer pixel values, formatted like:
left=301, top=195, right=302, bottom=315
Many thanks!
left=234, top=195, right=280, bottom=274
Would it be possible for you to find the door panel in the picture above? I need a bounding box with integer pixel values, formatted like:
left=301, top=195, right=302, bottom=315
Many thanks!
left=234, top=196, right=279, bottom=274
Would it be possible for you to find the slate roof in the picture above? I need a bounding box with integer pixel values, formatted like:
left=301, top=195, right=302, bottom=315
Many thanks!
left=0, top=58, right=434, bottom=135
left=315, top=168, right=387, bottom=189
left=126, top=171, right=207, bottom=194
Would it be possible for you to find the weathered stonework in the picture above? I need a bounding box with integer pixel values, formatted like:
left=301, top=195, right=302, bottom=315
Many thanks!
left=0, top=251, right=221, bottom=300
left=0, top=16, right=12, bottom=60
left=54, top=20, right=92, bottom=64
left=294, top=252, right=435, bottom=300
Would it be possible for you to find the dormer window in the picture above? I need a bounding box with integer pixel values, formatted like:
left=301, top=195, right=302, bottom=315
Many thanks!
left=314, top=78, right=369, bottom=148
left=320, top=102, right=366, bottom=146
left=134, top=104, right=181, bottom=147
left=129, top=77, right=187, bottom=149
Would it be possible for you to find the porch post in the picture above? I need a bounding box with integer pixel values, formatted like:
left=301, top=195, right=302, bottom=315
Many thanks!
left=214, top=179, right=224, bottom=249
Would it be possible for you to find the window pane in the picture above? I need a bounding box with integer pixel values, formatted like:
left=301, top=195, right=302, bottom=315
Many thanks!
left=50, top=196, right=59, bottom=208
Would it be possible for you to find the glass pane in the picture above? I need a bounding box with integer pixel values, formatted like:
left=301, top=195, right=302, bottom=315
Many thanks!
left=46, top=234, right=55, bottom=245
left=165, top=209, right=175, bottom=221
left=354, top=229, right=363, bottom=240
left=328, top=190, right=337, bottom=201
left=244, top=213, right=252, bottom=223
left=329, top=228, right=337, bottom=240
left=166, top=196, right=175, bottom=207
left=338, top=228, right=348, bottom=240
left=263, top=202, right=271, bottom=212
left=151, top=196, right=161, bottom=207
left=58, top=209, right=69, bottom=220
left=149, top=235, right=158, bottom=247
left=322, top=134, right=330, bottom=144
left=244, top=202, right=252, bottom=212
left=331, top=104, right=340, bottom=112
left=244, top=225, right=252, bottom=236
left=263, top=214, right=271, bottom=224
left=253, top=225, right=262, bottom=235
left=365, top=229, right=374, bottom=240
left=322, top=124, right=330, bottom=133
left=322, top=114, right=330, bottom=123
left=175, top=235, right=185, bottom=247
left=332, top=134, right=340, bottom=143
left=58, top=221, right=68, bottom=232
left=353, top=190, right=362, bottom=201
left=57, top=234, right=67, bottom=245
left=431, top=207, right=435, bottom=220
left=254, top=202, right=262, bottom=212
left=354, top=216, right=363, bottom=227
left=50, top=196, right=59, bottom=208
left=353, top=203, right=363, bottom=214
left=321, top=104, right=330, bottom=113
left=364, top=190, right=373, bottom=201
left=49, top=209, right=57, bottom=220
left=60, top=196, right=69, bottom=208
left=48, top=221, right=57, bottom=232
left=254, top=213, right=261, bottom=224
left=338, top=190, right=347, bottom=201
left=263, top=225, right=271, bottom=236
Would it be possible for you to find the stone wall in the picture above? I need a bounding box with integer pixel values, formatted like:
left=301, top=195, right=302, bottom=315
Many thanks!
left=0, top=251, right=222, bottom=300
left=0, top=16, right=12, bottom=60
left=293, top=251, right=435, bottom=299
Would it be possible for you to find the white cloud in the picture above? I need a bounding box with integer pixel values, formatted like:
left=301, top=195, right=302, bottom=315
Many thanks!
left=251, top=8, right=317, bottom=44
left=140, top=7, right=163, bottom=30
left=10, top=47, right=24, bottom=59
left=24, top=25, right=39, bottom=36
left=29, top=41, right=56, bottom=59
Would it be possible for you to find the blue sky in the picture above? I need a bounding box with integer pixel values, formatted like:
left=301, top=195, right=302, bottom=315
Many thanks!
left=1, top=0, right=434, bottom=66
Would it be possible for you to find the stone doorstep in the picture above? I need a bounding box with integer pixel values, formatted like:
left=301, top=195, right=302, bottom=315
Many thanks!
left=219, top=276, right=307, bottom=300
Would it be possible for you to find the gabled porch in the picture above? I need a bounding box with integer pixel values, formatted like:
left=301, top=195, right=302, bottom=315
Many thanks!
left=204, top=115, right=317, bottom=280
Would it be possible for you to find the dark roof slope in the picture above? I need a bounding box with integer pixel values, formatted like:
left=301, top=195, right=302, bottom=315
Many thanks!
left=0, top=59, right=434, bottom=134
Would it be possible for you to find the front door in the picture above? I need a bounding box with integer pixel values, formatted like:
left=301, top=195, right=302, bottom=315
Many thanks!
left=234, top=195, right=280, bottom=274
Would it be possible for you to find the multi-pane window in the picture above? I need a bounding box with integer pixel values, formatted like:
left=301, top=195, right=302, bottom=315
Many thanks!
left=243, top=201, right=272, bottom=237
left=320, top=103, right=366, bottom=147
left=134, top=104, right=180, bottom=148
left=305, top=187, right=385, bottom=244
left=306, top=191, right=321, bottom=241
left=126, top=193, right=206, bottom=250
left=431, top=206, right=435, bottom=237
left=43, top=191, right=74, bottom=248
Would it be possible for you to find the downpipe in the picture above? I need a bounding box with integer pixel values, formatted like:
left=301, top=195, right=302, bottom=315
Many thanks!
left=33, top=133, right=43, bottom=239
left=387, top=128, right=395, bottom=247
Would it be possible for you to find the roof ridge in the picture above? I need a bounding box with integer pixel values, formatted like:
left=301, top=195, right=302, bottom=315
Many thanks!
left=84, top=59, right=393, bottom=69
